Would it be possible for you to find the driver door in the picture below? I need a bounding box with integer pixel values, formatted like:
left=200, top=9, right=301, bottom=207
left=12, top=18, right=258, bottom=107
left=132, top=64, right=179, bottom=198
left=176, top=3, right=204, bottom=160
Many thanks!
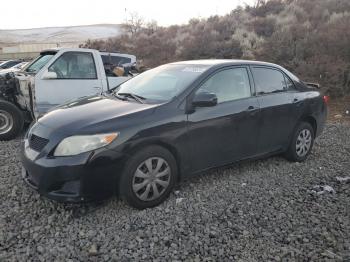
left=34, top=51, right=103, bottom=115
left=186, top=67, right=260, bottom=173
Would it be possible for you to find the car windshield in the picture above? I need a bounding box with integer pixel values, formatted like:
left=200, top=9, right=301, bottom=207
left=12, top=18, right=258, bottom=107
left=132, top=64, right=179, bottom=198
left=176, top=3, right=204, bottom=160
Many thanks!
left=0, top=61, right=18, bottom=69
left=25, top=54, right=55, bottom=74
left=115, top=64, right=209, bottom=102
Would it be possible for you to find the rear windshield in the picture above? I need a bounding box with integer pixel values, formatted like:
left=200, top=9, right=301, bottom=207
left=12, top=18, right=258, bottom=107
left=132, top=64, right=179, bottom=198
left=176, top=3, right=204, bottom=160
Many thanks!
left=102, top=55, right=132, bottom=66
left=102, top=55, right=133, bottom=77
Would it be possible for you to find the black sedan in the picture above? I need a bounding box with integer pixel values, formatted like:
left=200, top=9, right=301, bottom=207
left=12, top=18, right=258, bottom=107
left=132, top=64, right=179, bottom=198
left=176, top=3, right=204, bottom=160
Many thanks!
left=21, top=60, right=328, bottom=209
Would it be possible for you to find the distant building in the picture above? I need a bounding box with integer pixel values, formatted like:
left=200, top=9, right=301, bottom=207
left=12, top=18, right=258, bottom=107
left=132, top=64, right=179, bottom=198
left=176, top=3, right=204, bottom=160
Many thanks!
left=0, top=42, right=81, bottom=60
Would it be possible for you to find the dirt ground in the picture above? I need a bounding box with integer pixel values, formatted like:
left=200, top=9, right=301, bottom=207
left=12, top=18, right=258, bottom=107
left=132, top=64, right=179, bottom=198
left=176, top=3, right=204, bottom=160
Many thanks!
left=327, top=96, right=350, bottom=124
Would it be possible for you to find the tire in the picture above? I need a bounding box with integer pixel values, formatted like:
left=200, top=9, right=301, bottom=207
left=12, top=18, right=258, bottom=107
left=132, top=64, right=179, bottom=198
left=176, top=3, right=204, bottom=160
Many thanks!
left=0, top=100, right=24, bottom=141
left=119, top=145, right=178, bottom=209
left=285, top=122, right=314, bottom=162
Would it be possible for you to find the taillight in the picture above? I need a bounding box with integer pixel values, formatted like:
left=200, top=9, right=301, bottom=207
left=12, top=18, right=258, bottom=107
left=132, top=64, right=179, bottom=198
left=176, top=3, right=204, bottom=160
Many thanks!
left=323, top=95, right=330, bottom=105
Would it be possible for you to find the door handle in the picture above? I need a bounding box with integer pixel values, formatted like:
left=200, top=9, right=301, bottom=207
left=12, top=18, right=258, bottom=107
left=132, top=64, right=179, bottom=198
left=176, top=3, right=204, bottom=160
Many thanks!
left=293, top=98, right=303, bottom=107
left=247, top=105, right=257, bottom=111
left=93, top=86, right=101, bottom=89
left=246, top=105, right=259, bottom=116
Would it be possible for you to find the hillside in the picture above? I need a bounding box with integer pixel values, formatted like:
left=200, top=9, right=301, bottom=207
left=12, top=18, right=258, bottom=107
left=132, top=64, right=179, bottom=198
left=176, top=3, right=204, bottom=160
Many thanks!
left=83, top=0, right=350, bottom=96
left=0, top=24, right=123, bottom=44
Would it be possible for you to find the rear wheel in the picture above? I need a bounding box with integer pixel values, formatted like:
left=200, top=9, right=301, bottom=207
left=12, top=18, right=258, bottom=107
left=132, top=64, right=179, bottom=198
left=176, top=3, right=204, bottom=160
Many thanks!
left=285, top=122, right=314, bottom=162
left=119, top=146, right=178, bottom=209
left=0, top=100, right=24, bottom=141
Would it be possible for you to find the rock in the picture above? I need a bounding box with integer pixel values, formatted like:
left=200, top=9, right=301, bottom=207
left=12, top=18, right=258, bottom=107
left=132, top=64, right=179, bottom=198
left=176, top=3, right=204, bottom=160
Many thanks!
left=88, top=244, right=98, bottom=256
left=311, top=185, right=336, bottom=195
left=37, top=246, right=44, bottom=253
left=335, top=176, right=350, bottom=183
left=175, top=198, right=184, bottom=204
left=0, top=124, right=349, bottom=261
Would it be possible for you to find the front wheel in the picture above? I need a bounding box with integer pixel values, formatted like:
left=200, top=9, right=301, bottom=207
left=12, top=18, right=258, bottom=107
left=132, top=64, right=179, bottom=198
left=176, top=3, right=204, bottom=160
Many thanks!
left=285, top=122, right=314, bottom=162
left=119, top=146, right=178, bottom=209
left=0, top=100, right=24, bottom=141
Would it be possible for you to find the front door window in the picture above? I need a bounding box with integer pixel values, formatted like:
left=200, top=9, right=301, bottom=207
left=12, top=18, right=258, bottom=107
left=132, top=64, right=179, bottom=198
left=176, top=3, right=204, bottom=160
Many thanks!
left=48, top=52, right=97, bottom=79
left=196, top=67, right=251, bottom=103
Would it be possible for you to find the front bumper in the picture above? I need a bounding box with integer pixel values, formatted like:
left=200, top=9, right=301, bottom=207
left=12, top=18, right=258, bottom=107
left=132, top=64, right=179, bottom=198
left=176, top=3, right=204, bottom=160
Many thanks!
left=21, top=140, right=125, bottom=203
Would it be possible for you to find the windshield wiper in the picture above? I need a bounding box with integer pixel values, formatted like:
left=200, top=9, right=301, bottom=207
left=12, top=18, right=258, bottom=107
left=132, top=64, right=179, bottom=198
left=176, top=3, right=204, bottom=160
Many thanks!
left=117, top=93, right=146, bottom=104
left=271, top=89, right=285, bottom=94
left=113, top=93, right=128, bottom=101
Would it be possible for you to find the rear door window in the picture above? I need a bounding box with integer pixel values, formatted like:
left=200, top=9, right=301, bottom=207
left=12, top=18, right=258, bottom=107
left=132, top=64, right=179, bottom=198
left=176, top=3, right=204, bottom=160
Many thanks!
left=284, top=75, right=295, bottom=90
left=252, top=67, right=287, bottom=95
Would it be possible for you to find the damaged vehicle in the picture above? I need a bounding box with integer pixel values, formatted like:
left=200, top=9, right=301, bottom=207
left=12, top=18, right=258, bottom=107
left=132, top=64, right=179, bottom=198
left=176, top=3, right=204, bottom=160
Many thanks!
left=0, top=48, right=137, bottom=140
left=0, top=60, right=22, bottom=70
left=0, top=62, right=29, bottom=75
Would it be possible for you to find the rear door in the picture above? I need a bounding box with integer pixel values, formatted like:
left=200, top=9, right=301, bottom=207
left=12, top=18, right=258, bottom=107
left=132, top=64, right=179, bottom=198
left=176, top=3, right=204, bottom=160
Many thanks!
left=250, top=66, right=297, bottom=154
left=34, top=50, right=104, bottom=115
left=187, top=66, right=260, bottom=172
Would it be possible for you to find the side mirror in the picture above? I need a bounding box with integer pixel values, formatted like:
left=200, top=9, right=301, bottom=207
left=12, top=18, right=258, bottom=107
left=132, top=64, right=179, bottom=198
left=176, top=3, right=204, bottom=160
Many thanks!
left=42, top=71, right=57, bottom=80
left=192, top=92, right=218, bottom=107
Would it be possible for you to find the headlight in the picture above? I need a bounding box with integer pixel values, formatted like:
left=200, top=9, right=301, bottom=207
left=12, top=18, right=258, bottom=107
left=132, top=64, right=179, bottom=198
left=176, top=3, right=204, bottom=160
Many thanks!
left=54, top=133, right=118, bottom=156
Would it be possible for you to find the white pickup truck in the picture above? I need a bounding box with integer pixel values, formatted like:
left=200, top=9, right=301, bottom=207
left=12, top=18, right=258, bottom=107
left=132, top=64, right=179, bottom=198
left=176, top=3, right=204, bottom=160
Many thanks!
left=0, top=48, right=136, bottom=140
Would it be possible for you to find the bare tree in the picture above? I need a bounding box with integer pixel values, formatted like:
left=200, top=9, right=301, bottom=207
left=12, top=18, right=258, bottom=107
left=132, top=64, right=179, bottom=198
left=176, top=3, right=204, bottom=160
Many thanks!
left=253, top=0, right=266, bottom=8
left=145, top=20, right=158, bottom=35
left=81, top=0, right=350, bottom=96
left=124, top=11, right=145, bottom=36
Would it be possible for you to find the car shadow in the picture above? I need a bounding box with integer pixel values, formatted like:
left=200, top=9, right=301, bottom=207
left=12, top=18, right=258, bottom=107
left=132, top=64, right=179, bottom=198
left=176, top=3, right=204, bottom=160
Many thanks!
left=57, top=155, right=289, bottom=218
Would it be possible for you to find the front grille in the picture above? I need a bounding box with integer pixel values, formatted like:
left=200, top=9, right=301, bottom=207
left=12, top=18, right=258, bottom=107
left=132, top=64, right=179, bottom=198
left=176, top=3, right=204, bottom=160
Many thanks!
left=29, top=134, right=49, bottom=152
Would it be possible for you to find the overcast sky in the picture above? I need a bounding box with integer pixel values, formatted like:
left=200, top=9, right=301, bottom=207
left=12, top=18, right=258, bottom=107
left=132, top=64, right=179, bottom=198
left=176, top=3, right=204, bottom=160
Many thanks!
left=1, top=0, right=255, bottom=30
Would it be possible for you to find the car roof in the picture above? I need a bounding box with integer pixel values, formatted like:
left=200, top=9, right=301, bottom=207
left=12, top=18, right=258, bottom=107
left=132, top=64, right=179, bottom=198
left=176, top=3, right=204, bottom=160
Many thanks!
left=40, top=48, right=135, bottom=57
left=169, top=59, right=300, bottom=81
left=1, top=59, right=21, bottom=63
left=170, top=59, right=280, bottom=67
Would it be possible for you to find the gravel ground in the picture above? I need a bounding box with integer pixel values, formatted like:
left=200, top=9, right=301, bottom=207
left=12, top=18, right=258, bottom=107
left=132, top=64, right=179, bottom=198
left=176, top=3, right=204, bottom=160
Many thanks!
left=0, top=124, right=349, bottom=261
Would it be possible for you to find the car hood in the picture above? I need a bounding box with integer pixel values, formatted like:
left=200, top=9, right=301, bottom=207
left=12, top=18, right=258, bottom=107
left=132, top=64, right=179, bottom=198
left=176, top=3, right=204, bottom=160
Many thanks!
left=0, top=68, right=18, bottom=75
left=37, top=95, right=159, bottom=135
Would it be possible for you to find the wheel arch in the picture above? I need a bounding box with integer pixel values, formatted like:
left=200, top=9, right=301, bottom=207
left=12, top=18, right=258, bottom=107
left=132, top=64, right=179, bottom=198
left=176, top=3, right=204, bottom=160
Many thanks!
left=0, top=98, right=25, bottom=140
left=123, top=138, right=183, bottom=182
left=287, top=115, right=318, bottom=150
left=299, top=115, right=317, bottom=136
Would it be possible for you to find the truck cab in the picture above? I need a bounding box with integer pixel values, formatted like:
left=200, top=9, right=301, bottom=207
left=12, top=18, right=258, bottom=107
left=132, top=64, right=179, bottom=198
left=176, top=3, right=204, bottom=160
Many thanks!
left=0, top=48, right=137, bottom=140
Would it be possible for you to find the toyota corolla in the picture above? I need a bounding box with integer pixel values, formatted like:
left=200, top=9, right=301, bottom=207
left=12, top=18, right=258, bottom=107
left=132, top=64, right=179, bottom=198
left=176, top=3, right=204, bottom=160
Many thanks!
left=21, top=60, right=327, bottom=209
